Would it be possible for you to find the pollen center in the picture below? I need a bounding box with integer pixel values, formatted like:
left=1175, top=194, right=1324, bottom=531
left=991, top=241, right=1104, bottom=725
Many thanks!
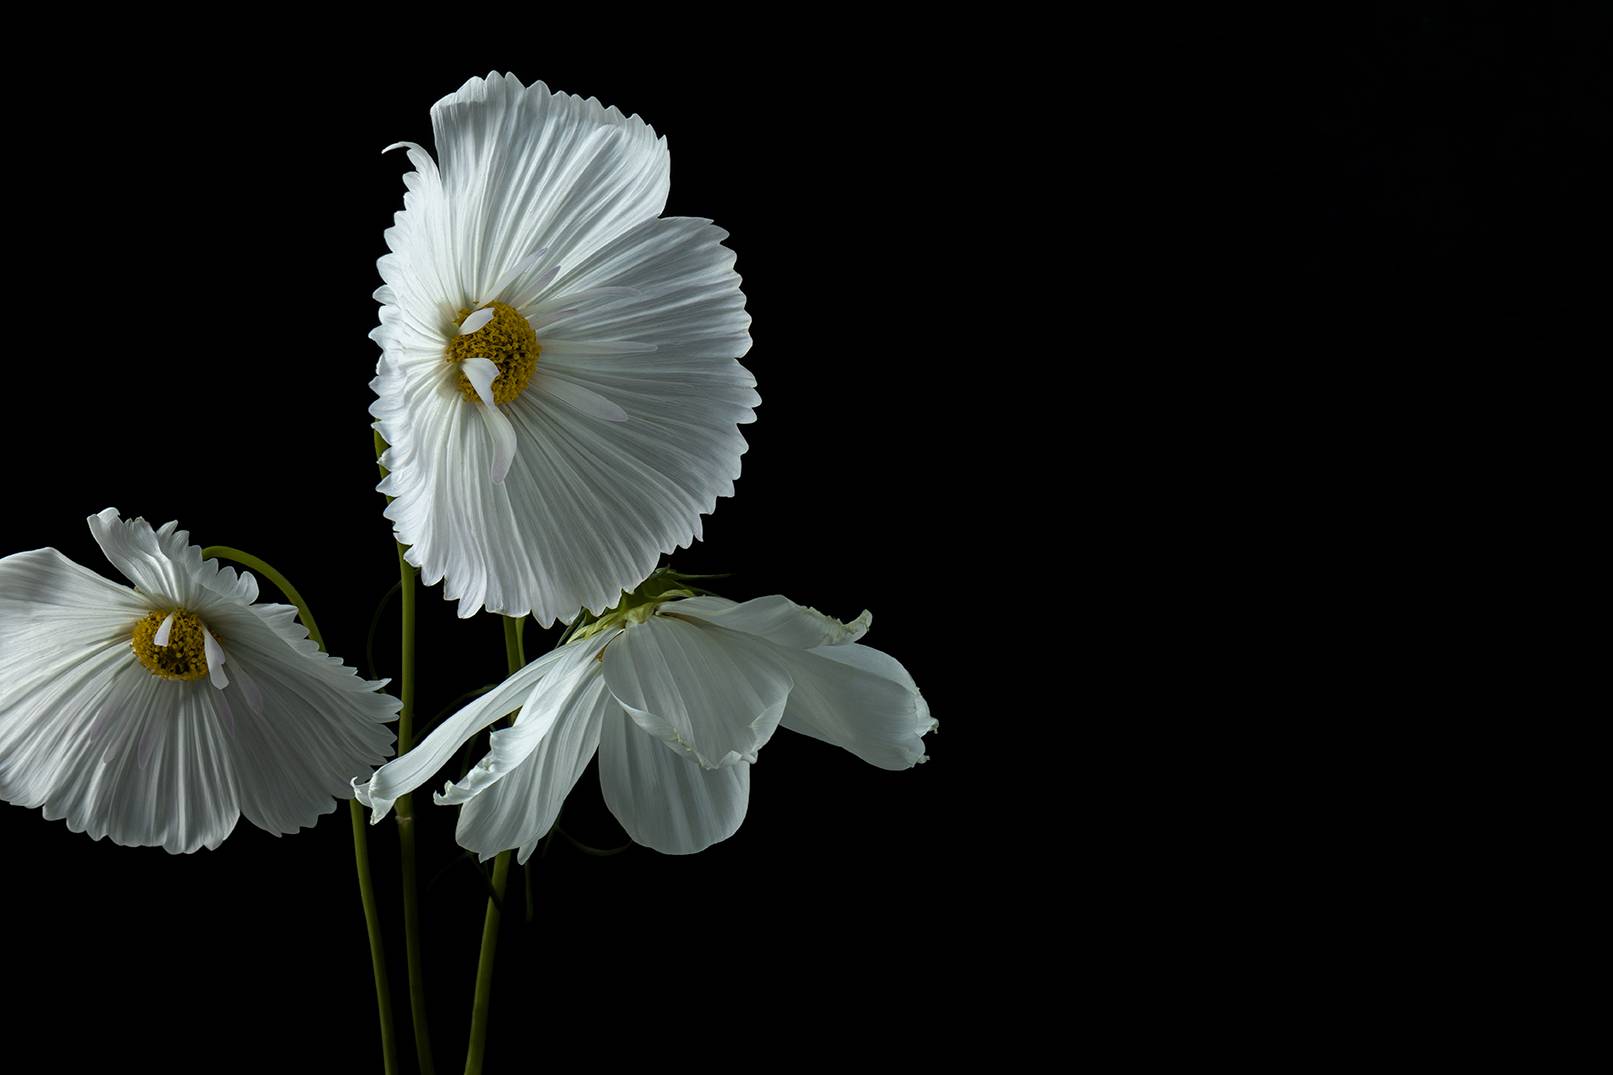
left=130, top=609, right=210, bottom=681
left=446, top=301, right=540, bottom=404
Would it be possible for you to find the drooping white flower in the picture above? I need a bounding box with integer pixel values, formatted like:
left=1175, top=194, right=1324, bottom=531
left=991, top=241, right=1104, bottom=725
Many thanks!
left=371, top=72, right=756, bottom=625
left=0, top=509, right=399, bottom=853
left=355, top=584, right=935, bottom=856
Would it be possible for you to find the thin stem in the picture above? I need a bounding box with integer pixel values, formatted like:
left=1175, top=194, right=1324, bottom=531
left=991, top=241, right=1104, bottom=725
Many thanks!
left=395, top=549, right=434, bottom=1075
left=201, top=545, right=398, bottom=1075
left=464, top=616, right=526, bottom=1075
left=504, top=613, right=526, bottom=670
left=375, top=430, right=436, bottom=1075
left=465, top=852, right=512, bottom=1075
left=350, top=801, right=401, bottom=1075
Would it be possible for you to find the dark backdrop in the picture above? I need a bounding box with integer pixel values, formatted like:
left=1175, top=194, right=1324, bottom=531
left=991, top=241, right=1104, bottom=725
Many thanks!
left=0, top=35, right=987, bottom=1073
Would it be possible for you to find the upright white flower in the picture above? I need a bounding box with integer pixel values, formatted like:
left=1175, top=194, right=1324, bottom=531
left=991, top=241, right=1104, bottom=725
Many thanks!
left=0, top=509, right=399, bottom=853
left=356, top=585, right=935, bottom=856
left=371, top=72, right=756, bottom=625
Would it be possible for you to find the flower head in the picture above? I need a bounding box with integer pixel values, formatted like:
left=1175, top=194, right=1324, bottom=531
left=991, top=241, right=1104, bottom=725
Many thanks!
left=0, top=509, right=399, bottom=853
left=371, top=73, right=756, bottom=625
left=356, top=581, right=935, bottom=856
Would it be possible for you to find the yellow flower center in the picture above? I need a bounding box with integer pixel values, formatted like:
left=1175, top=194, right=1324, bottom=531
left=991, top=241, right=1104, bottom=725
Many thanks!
left=130, top=609, right=210, bottom=682
left=446, top=301, right=540, bottom=404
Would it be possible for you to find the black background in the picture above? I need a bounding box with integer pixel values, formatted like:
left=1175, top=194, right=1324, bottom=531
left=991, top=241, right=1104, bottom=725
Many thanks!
left=0, top=34, right=989, bottom=1073
left=6, top=11, right=1607, bottom=1069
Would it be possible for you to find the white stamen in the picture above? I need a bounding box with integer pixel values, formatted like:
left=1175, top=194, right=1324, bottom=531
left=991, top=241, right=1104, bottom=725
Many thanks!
left=461, top=357, right=517, bottom=484
left=459, top=307, right=496, bottom=335
left=478, top=247, right=550, bottom=306
left=202, top=626, right=229, bottom=690
left=539, top=375, right=629, bottom=422
left=152, top=610, right=176, bottom=647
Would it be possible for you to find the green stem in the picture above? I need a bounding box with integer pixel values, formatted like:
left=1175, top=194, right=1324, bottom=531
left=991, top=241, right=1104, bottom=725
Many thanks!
left=350, top=801, right=401, bottom=1075
left=375, top=430, right=436, bottom=1075
left=201, top=545, right=398, bottom=1075
left=396, top=549, right=434, bottom=1075
left=504, top=613, right=526, bottom=670
left=466, top=852, right=512, bottom=1075
left=464, top=616, right=526, bottom=1075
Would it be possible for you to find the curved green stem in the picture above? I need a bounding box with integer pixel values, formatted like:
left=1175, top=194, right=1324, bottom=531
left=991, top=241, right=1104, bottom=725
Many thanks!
left=201, top=547, right=325, bottom=646
left=201, top=545, right=398, bottom=1075
left=464, top=616, right=526, bottom=1075
left=375, top=430, right=436, bottom=1075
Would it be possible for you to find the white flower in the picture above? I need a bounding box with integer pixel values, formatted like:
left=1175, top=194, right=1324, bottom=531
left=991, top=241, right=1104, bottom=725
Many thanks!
left=371, top=72, right=756, bottom=625
left=0, top=509, right=400, bottom=853
left=355, top=589, right=935, bottom=856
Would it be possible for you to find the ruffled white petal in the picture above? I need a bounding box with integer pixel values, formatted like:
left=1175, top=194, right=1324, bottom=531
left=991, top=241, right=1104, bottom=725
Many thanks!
left=375, top=72, right=668, bottom=340
left=0, top=637, right=133, bottom=810
left=29, top=664, right=241, bottom=855
left=598, top=709, right=750, bottom=855
left=602, top=613, right=792, bottom=768
left=375, top=214, right=756, bottom=625
left=353, top=639, right=582, bottom=822
left=453, top=675, right=614, bottom=864
left=207, top=602, right=400, bottom=835
left=1, top=547, right=151, bottom=808
left=776, top=643, right=936, bottom=771
left=434, top=632, right=610, bottom=806
left=0, top=546, right=150, bottom=640
left=84, top=508, right=260, bottom=612
left=670, top=595, right=871, bottom=649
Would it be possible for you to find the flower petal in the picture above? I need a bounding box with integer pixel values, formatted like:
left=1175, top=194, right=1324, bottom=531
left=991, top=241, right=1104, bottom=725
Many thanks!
left=597, top=709, right=750, bottom=855
left=33, top=665, right=241, bottom=854
left=353, top=639, right=583, bottom=822
left=460, top=357, right=518, bottom=484
left=459, top=307, right=496, bottom=335
left=0, top=547, right=151, bottom=807
left=85, top=508, right=259, bottom=611
left=200, top=602, right=399, bottom=835
left=380, top=72, right=669, bottom=322
left=602, top=613, right=792, bottom=768
left=0, top=546, right=149, bottom=640
left=435, top=633, right=610, bottom=807
left=478, top=217, right=755, bottom=623
left=452, top=675, right=613, bottom=864
left=670, top=595, right=871, bottom=649
left=776, top=643, right=936, bottom=770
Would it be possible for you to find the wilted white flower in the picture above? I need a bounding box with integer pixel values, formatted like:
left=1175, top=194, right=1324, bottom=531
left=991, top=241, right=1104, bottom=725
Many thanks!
left=372, top=72, right=756, bottom=625
left=0, top=509, right=399, bottom=853
left=356, top=583, right=934, bottom=856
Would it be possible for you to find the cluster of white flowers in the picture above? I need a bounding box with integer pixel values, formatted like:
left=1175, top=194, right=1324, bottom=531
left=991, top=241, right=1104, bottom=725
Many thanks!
left=0, top=73, right=932, bottom=858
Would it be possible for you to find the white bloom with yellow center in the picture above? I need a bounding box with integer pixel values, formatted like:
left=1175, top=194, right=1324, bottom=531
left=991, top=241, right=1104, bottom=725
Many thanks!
left=371, top=72, right=757, bottom=624
left=355, top=591, right=935, bottom=856
left=0, top=509, right=400, bottom=853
